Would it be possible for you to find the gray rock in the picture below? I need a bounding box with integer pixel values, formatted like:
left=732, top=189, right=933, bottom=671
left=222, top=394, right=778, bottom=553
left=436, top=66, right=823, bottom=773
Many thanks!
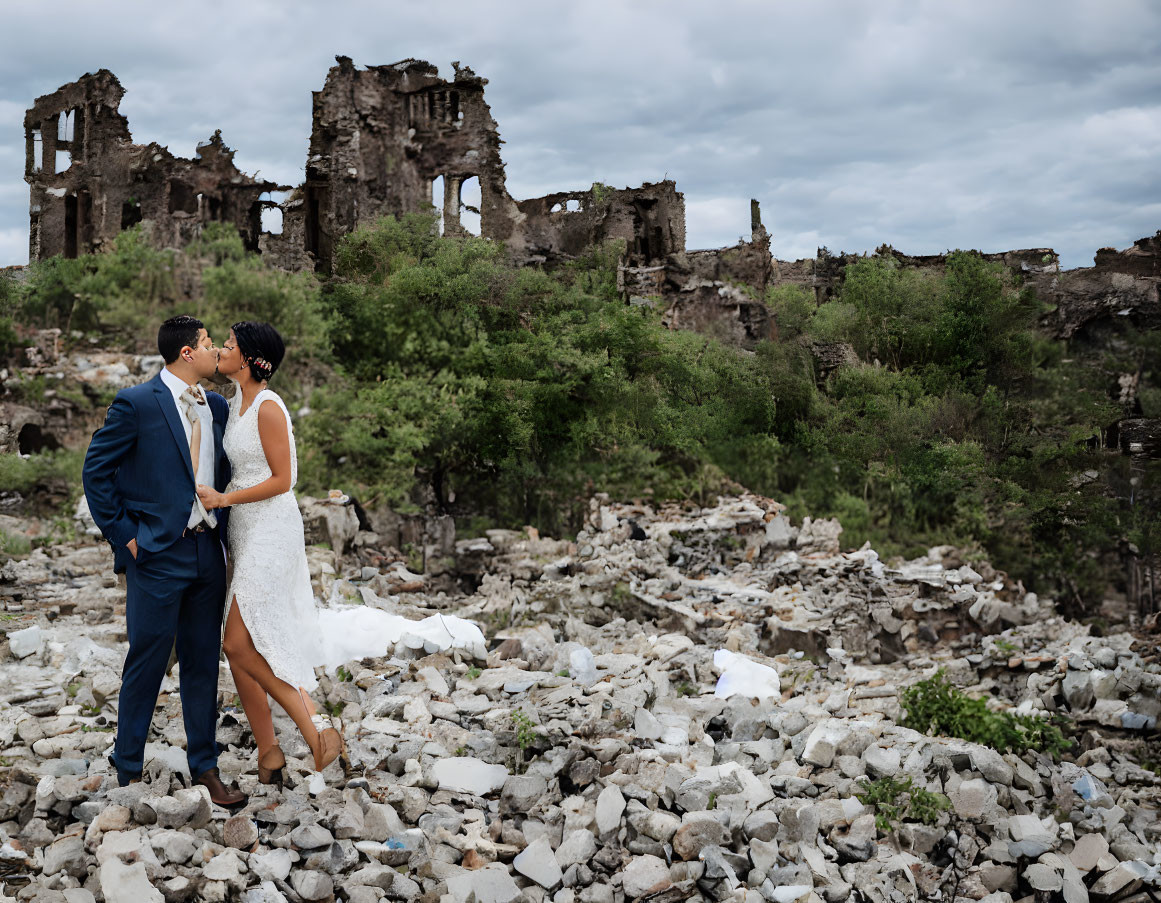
left=446, top=863, right=522, bottom=903
left=291, top=823, right=335, bottom=850
left=514, top=836, right=564, bottom=889
left=1069, top=833, right=1108, bottom=872
left=949, top=778, right=996, bottom=819
left=292, top=869, right=334, bottom=901
left=1008, top=814, right=1058, bottom=858
left=224, top=815, right=259, bottom=849
left=556, top=829, right=597, bottom=868
left=42, top=833, right=85, bottom=878
left=621, top=855, right=672, bottom=898
left=150, top=829, right=199, bottom=865
left=152, top=788, right=211, bottom=829
left=501, top=774, right=548, bottom=813
left=595, top=784, right=626, bottom=835
left=862, top=746, right=900, bottom=778
left=672, top=816, right=730, bottom=861
left=1024, top=862, right=1063, bottom=892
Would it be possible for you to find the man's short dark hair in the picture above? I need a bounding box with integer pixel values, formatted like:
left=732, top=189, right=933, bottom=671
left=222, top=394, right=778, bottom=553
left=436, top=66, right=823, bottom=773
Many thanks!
left=158, top=315, right=205, bottom=364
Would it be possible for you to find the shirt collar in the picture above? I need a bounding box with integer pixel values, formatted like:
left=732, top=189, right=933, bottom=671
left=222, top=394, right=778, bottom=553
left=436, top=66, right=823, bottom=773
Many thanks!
left=160, top=366, right=201, bottom=405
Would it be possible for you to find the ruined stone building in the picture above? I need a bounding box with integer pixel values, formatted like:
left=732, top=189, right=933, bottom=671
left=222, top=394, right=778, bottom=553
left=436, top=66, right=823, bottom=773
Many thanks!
left=24, top=58, right=691, bottom=278
left=21, top=57, right=1159, bottom=361
left=23, top=70, right=287, bottom=262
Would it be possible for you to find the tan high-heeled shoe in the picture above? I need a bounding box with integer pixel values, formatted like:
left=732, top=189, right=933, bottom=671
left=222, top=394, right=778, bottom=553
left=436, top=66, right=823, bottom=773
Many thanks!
left=311, top=714, right=345, bottom=772
left=257, top=745, right=287, bottom=788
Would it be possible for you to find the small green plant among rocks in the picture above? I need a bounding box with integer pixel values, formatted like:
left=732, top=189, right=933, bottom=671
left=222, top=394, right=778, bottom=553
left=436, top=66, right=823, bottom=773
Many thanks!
left=336, top=665, right=353, bottom=683
left=511, top=709, right=540, bottom=773
left=856, top=776, right=951, bottom=833
left=900, top=670, right=1071, bottom=760
left=465, top=665, right=482, bottom=680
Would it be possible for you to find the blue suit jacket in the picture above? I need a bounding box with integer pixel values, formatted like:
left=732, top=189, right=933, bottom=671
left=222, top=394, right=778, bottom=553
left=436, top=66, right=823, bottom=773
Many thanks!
left=83, top=372, right=231, bottom=573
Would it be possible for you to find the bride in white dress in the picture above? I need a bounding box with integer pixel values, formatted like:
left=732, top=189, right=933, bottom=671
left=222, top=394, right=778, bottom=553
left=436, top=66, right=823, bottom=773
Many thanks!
left=197, top=322, right=342, bottom=786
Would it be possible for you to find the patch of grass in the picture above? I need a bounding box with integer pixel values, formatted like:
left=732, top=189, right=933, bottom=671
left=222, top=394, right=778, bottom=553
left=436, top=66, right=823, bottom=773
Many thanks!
left=856, top=776, right=951, bottom=833
left=336, top=665, right=353, bottom=682
left=0, top=529, right=32, bottom=558
left=556, top=669, right=570, bottom=678
left=675, top=681, right=697, bottom=697
left=990, top=638, right=1018, bottom=655
left=464, top=666, right=482, bottom=680
left=66, top=683, right=80, bottom=698
left=325, top=700, right=346, bottom=718
left=901, top=670, right=1071, bottom=760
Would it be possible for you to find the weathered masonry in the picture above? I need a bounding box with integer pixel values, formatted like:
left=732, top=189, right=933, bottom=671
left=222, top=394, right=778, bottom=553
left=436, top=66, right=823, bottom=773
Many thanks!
left=25, top=59, right=692, bottom=276
left=23, top=70, right=286, bottom=262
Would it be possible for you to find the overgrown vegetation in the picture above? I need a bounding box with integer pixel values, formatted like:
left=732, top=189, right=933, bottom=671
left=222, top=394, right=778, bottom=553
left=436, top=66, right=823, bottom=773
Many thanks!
left=900, top=670, right=1071, bottom=759
left=855, top=776, right=951, bottom=833
left=3, top=215, right=1156, bottom=613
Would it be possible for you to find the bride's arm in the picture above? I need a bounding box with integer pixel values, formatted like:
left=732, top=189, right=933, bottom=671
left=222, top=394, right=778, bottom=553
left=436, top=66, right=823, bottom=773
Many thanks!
left=197, top=400, right=292, bottom=509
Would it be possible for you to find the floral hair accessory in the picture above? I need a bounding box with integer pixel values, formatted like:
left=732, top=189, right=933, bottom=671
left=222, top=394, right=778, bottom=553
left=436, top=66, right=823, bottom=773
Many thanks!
left=252, top=356, right=272, bottom=372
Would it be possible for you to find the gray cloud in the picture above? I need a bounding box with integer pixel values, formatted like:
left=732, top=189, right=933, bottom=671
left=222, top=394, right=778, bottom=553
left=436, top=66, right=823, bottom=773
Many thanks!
left=2, top=0, right=1159, bottom=269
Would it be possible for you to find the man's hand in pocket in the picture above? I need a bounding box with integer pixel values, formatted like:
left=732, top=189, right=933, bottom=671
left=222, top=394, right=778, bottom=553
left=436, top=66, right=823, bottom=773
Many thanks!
left=127, top=538, right=138, bottom=560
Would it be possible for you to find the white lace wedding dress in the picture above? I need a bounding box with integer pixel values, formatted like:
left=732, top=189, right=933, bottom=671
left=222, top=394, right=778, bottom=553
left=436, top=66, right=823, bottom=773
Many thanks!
left=222, top=387, right=486, bottom=690
left=223, top=388, right=323, bottom=691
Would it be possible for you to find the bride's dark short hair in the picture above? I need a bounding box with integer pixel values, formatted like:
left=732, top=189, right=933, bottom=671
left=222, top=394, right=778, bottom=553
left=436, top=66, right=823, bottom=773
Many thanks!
left=232, top=321, right=285, bottom=382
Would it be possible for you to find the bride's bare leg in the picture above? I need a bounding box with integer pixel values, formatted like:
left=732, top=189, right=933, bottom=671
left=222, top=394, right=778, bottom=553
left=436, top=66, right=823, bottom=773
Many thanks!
left=222, top=601, right=322, bottom=760
left=223, top=601, right=276, bottom=756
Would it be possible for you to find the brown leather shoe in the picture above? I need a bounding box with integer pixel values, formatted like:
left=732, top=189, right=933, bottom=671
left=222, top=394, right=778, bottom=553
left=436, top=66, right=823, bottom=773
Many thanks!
left=193, top=768, right=247, bottom=808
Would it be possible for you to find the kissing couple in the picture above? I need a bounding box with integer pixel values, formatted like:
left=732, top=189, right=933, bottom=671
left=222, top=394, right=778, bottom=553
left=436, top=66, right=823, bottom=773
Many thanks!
left=82, top=315, right=342, bottom=806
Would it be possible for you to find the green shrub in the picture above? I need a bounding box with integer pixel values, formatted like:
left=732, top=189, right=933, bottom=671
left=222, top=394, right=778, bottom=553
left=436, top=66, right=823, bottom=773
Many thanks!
left=855, top=776, right=951, bottom=832
left=900, top=670, right=1071, bottom=759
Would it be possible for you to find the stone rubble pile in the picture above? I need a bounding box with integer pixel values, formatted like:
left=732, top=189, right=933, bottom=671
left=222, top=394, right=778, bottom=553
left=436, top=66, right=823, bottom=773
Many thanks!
left=0, top=494, right=1158, bottom=903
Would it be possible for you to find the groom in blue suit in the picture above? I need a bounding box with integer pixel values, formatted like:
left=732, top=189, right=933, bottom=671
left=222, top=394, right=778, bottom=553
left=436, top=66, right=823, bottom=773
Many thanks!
left=83, top=315, right=245, bottom=807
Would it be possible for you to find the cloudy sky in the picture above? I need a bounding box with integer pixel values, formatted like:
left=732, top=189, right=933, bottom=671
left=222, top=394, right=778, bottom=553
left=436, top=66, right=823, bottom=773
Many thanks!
left=2, top=0, right=1159, bottom=269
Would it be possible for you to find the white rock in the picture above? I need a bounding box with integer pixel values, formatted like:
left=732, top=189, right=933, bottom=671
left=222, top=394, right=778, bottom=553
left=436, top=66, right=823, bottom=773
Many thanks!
left=100, top=858, right=162, bottom=903
left=863, top=745, right=900, bottom=778
left=8, top=626, right=43, bottom=659
left=769, top=889, right=812, bottom=903
left=713, top=650, right=781, bottom=700
left=595, top=785, right=626, bottom=835
left=251, top=848, right=294, bottom=882
left=1024, top=863, right=1063, bottom=892
left=446, top=862, right=522, bottom=903
left=556, top=829, right=598, bottom=868
left=431, top=757, right=508, bottom=795
left=243, top=883, right=289, bottom=903
left=802, top=720, right=849, bottom=768
left=1008, top=814, right=1058, bottom=858
left=514, top=836, right=563, bottom=889
left=621, top=855, right=672, bottom=898
left=634, top=707, right=662, bottom=740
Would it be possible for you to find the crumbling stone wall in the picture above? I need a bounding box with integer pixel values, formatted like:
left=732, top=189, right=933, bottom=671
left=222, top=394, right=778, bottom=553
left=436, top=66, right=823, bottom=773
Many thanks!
left=24, top=70, right=285, bottom=262
left=619, top=200, right=775, bottom=348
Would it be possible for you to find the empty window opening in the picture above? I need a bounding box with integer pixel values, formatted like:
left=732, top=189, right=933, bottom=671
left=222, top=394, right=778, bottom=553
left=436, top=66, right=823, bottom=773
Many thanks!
left=58, top=110, right=74, bottom=143
left=566, top=198, right=581, bottom=212
left=449, top=91, right=460, bottom=125
left=459, top=176, right=481, bottom=236
left=18, top=423, right=60, bottom=455
left=31, top=130, right=42, bottom=172
left=64, top=194, right=78, bottom=259
left=261, top=206, right=283, bottom=234
left=550, top=202, right=563, bottom=214
left=121, top=199, right=142, bottom=230
left=55, top=150, right=72, bottom=173
left=168, top=180, right=197, bottom=214
left=431, top=175, right=446, bottom=235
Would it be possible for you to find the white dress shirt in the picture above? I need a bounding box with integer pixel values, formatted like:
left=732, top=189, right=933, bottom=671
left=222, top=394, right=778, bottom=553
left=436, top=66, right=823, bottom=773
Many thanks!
left=159, top=367, right=216, bottom=529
